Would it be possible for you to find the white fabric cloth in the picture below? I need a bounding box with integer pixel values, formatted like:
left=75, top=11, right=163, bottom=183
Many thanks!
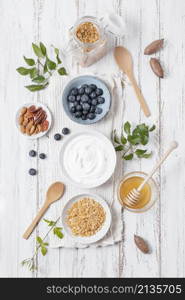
left=49, top=72, right=124, bottom=249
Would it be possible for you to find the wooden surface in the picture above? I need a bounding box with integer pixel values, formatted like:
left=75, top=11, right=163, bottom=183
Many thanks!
left=0, top=0, right=184, bottom=278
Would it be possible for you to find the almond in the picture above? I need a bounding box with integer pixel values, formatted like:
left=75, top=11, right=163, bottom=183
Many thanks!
left=150, top=58, right=164, bottom=78
left=144, top=39, right=164, bottom=55
left=20, top=107, right=27, bottom=116
left=20, top=125, right=26, bottom=134
left=30, top=125, right=36, bottom=135
left=18, top=115, right=24, bottom=125
left=37, top=124, right=42, bottom=133
left=22, top=119, right=29, bottom=127
left=134, top=235, right=150, bottom=254
left=26, top=120, right=34, bottom=130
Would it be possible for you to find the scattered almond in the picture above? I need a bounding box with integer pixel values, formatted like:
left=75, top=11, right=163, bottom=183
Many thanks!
left=144, top=39, right=164, bottom=55
left=134, top=235, right=150, bottom=254
left=150, top=58, right=164, bottom=78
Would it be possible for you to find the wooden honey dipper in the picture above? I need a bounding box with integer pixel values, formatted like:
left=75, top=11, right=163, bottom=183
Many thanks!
left=124, top=141, right=178, bottom=207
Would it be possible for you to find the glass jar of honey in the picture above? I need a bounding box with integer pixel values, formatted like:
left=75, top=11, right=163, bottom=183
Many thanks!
left=118, top=171, right=158, bottom=212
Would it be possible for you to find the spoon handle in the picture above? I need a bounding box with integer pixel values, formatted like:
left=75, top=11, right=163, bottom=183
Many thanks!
left=138, top=141, right=178, bottom=192
left=129, top=75, right=151, bottom=117
left=23, top=203, right=49, bottom=240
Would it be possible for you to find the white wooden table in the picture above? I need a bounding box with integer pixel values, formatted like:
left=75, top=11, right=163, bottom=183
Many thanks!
left=0, top=0, right=184, bottom=278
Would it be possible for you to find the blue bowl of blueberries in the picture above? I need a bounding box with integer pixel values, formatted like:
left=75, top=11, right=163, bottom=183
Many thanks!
left=62, top=75, right=112, bottom=124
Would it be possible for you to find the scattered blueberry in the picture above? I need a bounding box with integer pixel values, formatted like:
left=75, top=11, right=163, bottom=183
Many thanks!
left=39, top=153, right=46, bottom=159
left=29, top=150, right=37, bottom=157
left=76, top=104, right=83, bottom=111
left=71, top=88, right=78, bottom=96
left=90, top=92, right=97, bottom=99
left=96, top=88, right=103, bottom=96
left=87, top=113, right=96, bottom=120
left=62, top=127, right=70, bottom=135
left=76, top=95, right=81, bottom=101
left=85, top=87, right=93, bottom=95
left=29, top=168, right=37, bottom=176
left=79, top=87, right=85, bottom=95
left=97, top=96, right=105, bottom=104
left=92, top=99, right=98, bottom=106
left=68, top=95, right=76, bottom=102
left=82, top=103, right=91, bottom=111
left=90, top=105, right=96, bottom=113
left=81, top=94, right=89, bottom=103
left=90, top=84, right=97, bottom=90
left=54, top=133, right=62, bottom=141
left=75, top=111, right=82, bottom=118
left=70, top=106, right=76, bottom=113
left=95, top=107, right=103, bottom=114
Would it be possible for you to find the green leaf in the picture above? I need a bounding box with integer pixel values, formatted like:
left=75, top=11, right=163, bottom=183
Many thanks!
left=135, top=149, right=147, bottom=158
left=121, top=135, right=127, bottom=145
left=115, top=145, right=124, bottom=151
left=32, top=43, right=44, bottom=58
left=149, top=125, right=156, bottom=132
left=54, top=48, right=59, bottom=55
left=46, top=57, right=56, bottom=70
left=56, top=54, right=62, bottom=64
left=41, top=246, right=47, bottom=256
left=136, top=123, right=149, bottom=135
left=40, top=42, right=47, bottom=56
left=16, top=67, right=30, bottom=76
left=25, top=83, right=48, bottom=92
left=43, top=61, right=48, bottom=74
left=142, top=153, right=152, bottom=158
left=36, top=236, right=43, bottom=245
left=43, top=242, right=49, bottom=246
left=113, top=130, right=120, bottom=144
left=128, top=135, right=141, bottom=145
left=58, top=67, right=67, bottom=75
left=23, top=56, right=35, bottom=66
left=123, top=153, right=133, bottom=160
left=141, top=135, right=149, bottom=145
left=53, top=227, right=64, bottom=239
left=29, top=67, right=38, bottom=79
left=32, top=75, right=46, bottom=83
left=43, top=219, right=56, bottom=227
left=124, top=122, right=131, bottom=135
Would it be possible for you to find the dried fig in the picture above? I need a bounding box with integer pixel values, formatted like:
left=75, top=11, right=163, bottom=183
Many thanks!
left=28, top=105, right=37, bottom=113
left=134, top=235, right=150, bottom=254
left=150, top=58, right=164, bottom=78
left=144, top=39, right=164, bottom=55
left=41, top=120, right=49, bottom=132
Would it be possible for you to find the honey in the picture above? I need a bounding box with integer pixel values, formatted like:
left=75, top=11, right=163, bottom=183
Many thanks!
left=118, top=176, right=151, bottom=209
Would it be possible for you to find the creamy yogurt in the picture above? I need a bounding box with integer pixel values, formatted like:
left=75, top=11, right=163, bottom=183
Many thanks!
left=62, top=133, right=116, bottom=188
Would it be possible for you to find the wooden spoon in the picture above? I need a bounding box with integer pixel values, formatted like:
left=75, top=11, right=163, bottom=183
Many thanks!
left=114, top=46, right=151, bottom=117
left=23, top=182, right=65, bottom=240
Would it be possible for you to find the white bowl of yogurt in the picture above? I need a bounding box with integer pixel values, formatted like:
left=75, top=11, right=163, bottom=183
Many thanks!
left=60, top=130, right=117, bottom=189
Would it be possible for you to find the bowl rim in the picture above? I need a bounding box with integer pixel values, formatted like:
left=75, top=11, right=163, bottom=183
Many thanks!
left=15, top=102, right=52, bottom=139
left=59, top=129, right=117, bottom=189
left=62, top=74, right=112, bottom=125
left=61, top=193, right=112, bottom=244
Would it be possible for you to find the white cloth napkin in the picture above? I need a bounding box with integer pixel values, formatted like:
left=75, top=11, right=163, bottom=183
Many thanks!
left=49, top=72, right=124, bottom=249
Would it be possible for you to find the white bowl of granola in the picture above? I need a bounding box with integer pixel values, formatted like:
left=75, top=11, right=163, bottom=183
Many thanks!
left=61, top=193, right=112, bottom=244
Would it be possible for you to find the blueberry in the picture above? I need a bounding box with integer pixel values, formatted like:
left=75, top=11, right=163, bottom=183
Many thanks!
left=62, top=127, right=70, bottom=135
left=29, top=150, right=37, bottom=157
left=95, top=107, right=103, bottom=114
left=92, top=99, right=98, bottom=106
left=88, top=99, right=92, bottom=105
left=29, top=168, right=37, bottom=176
left=90, top=84, right=97, bottom=90
left=54, top=133, right=62, bottom=141
left=82, top=103, right=90, bottom=111
left=76, top=95, right=81, bottom=102
left=83, top=110, right=89, bottom=115
left=75, top=111, right=82, bottom=118
left=70, top=88, right=78, bottom=96
left=81, top=84, right=89, bottom=89
left=39, top=153, right=46, bottom=159
left=97, top=96, right=105, bottom=104
left=90, top=105, right=96, bottom=113
left=81, top=115, right=87, bottom=120
left=87, top=113, right=96, bottom=120
left=68, top=95, right=76, bottom=102
left=76, top=104, right=83, bottom=111
left=96, top=88, right=103, bottom=96
left=85, top=87, right=93, bottom=95
left=90, top=92, right=97, bottom=99
left=73, top=101, right=78, bottom=107
left=70, top=106, right=76, bottom=113
left=79, top=87, right=85, bottom=95
left=81, top=94, right=89, bottom=103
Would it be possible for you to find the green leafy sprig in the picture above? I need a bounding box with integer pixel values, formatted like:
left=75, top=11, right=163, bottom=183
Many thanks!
left=21, top=217, right=64, bottom=271
left=17, top=42, right=67, bottom=92
left=113, top=122, right=156, bottom=160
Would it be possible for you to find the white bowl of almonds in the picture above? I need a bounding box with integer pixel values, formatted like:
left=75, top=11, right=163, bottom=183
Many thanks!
left=16, top=103, right=52, bottom=139
left=62, top=194, right=112, bottom=245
